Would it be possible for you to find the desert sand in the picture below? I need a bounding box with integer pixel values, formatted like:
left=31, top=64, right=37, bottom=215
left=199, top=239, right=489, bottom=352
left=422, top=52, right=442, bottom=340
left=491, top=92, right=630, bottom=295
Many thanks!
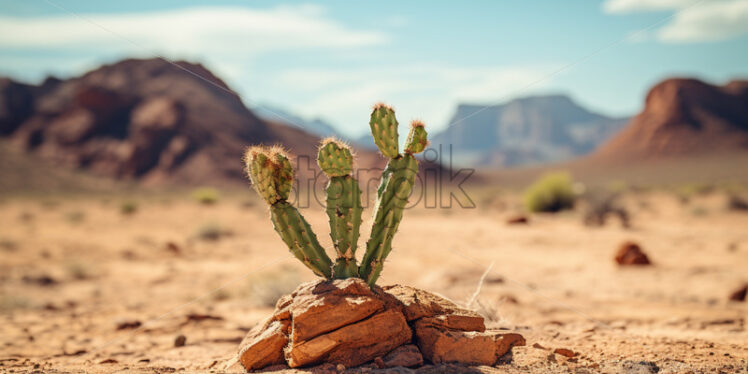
left=0, top=190, right=746, bottom=373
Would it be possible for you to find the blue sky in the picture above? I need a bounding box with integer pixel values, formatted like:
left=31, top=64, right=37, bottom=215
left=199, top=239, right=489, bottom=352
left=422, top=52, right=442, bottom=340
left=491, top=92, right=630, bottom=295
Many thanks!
left=1, top=0, right=747, bottom=137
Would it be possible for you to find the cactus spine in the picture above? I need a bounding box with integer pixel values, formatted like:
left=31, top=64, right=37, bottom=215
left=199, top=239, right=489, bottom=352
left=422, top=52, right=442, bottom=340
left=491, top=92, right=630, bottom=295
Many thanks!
left=317, top=139, right=363, bottom=278
left=243, top=104, right=427, bottom=286
left=359, top=107, right=428, bottom=286
left=245, top=146, right=332, bottom=278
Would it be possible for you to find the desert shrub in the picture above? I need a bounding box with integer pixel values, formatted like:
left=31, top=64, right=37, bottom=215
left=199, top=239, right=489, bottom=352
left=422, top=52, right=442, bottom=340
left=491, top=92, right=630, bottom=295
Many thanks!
left=675, top=183, right=713, bottom=204
left=523, top=172, right=576, bottom=213
left=120, top=201, right=138, bottom=215
left=727, top=194, right=748, bottom=211
left=191, top=187, right=220, bottom=205
left=606, top=180, right=628, bottom=194
left=65, top=261, right=94, bottom=280
left=690, top=206, right=708, bottom=217
left=196, top=222, right=232, bottom=241
left=0, top=295, right=31, bottom=311
left=64, top=211, right=85, bottom=224
left=582, top=190, right=630, bottom=228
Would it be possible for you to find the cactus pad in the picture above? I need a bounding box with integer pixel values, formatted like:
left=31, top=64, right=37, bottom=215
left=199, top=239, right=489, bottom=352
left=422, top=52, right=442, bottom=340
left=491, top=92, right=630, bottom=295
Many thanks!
left=317, top=138, right=354, bottom=177
left=245, top=146, right=293, bottom=204
left=369, top=103, right=399, bottom=158
left=405, top=121, right=429, bottom=154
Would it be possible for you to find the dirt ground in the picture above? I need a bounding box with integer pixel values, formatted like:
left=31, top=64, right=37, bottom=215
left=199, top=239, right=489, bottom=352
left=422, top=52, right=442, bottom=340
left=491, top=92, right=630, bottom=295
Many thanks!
left=0, top=190, right=746, bottom=373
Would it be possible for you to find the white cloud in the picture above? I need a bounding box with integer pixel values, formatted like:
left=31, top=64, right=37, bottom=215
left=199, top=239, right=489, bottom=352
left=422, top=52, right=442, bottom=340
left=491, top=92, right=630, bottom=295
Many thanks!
left=604, top=0, right=748, bottom=43
left=0, top=5, right=557, bottom=137
left=602, top=0, right=694, bottom=14
left=272, top=65, right=557, bottom=137
left=658, top=0, right=748, bottom=42
left=0, top=5, right=385, bottom=54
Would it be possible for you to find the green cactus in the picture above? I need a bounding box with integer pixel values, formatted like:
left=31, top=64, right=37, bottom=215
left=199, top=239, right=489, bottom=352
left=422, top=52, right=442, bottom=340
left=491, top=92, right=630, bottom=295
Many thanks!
left=245, top=146, right=332, bottom=278
left=359, top=120, right=427, bottom=286
left=369, top=103, right=399, bottom=158
left=317, top=139, right=363, bottom=278
left=243, top=104, right=427, bottom=286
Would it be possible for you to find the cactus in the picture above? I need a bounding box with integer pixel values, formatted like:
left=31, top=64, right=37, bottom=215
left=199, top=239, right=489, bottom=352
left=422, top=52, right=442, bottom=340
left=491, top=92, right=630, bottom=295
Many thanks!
left=243, top=104, right=427, bottom=286
left=245, top=146, right=332, bottom=278
left=317, top=139, right=363, bottom=278
left=359, top=116, right=427, bottom=286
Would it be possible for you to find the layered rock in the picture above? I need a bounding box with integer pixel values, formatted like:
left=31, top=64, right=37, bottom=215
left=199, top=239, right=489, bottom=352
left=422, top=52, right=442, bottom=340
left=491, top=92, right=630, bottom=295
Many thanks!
left=237, top=278, right=525, bottom=371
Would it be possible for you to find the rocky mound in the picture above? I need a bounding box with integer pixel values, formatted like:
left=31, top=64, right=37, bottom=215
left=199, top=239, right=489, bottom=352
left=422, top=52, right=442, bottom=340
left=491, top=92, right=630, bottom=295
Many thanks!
left=237, top=278, right=525, bottom=371
left=0, top=58, right=325, bottom=186
left=595, top=78, right=748, bottom=161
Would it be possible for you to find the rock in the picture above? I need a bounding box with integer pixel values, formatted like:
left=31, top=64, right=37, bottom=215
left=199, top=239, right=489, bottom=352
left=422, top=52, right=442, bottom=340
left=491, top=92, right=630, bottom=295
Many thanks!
left=238, top=319, right=290, bottom=371
left=382, top=284, right=471, bottom=321
left=381, top=345, right=423, bottom=368
left=289, top=278, right=385, bottom=342
left=286, top=308, right=411, bottom=368
left=236, top=279, right=524, bottom=371
left=174, top=334, right=186, bottom=347
left=495, top=333, right=526, bottom=356
left=553, top=348, right=575, bottom=358
left=115, top=319, right=142, bottom=330
left=416, top=313, right=485, bottom=332
left=414, top=321, right=497, bottom=365
left=615, top=241, right=651, bottom=265
left=728, top=284, right=747, bottom=302
left=506, top=215, right=528, bottom=225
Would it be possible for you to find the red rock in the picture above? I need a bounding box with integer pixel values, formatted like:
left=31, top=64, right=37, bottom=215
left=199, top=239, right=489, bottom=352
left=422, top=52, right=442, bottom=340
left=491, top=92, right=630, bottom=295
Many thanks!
left=416, top=313, right=485, bottom=332
left=382, top=284, right=470, bottom=321
left=236, top=279, right=524, bottom=370
left=506, top=215, right=529, bottom=224
left=553, top=348, right=576, bottom=358
left=286, top=308, right=411, bottom=368
left=595, top=78, right=748, bottom=161
left=615, top=241, right=651, bottom=265
left=290, top=279, right=384, bottom=342
left=238, top=319, right=290, bottom=371
left=414, top=321, right=497, bottom=365
left=728, top=284, right=747, bottom=302
left=495, top=333, right=526, bottom=356
left=381, top=344, right=423, bottom=368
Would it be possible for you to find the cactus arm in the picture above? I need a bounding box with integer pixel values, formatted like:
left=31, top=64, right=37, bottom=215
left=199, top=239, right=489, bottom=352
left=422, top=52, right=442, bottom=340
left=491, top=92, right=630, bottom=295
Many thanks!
left=405, top=121, right=428, bottom=154
left=359, top=154, right=419, bottom=285
left=271, top=202, right=332, bottom=278
left=327, top=175, right=363, bottom=278
left=317, top=139, right=362, bottom=278
left=360, top=120, right=428, bottom=286
left=369, top=103, right=399, bottom=158
left=245, top=146, right=333, bottom=278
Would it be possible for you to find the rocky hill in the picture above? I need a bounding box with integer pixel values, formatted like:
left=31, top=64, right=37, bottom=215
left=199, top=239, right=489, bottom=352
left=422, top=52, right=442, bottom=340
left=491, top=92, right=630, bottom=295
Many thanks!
left=595, top=78, right=748, bottom=160
left=0, top=58, right=446, bottom=189
left=430, top=95, right=628, bottom=167
left=0, top=58, right=334, bottom=186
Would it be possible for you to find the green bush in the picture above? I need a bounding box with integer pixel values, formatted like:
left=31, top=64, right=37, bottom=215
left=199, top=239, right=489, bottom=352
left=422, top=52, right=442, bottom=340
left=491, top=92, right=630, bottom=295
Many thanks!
left=523, top=172, right=576, bottom=213
left=120, top=201, right=138, bottom=215
left=191, top=187, right=220, bottom=205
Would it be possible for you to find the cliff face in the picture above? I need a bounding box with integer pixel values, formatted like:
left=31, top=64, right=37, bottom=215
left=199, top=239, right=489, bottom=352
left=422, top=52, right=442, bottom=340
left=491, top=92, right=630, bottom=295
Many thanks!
left=595, top=78, right=748, bottom=160
left=430, top=95, right=627, bottom=167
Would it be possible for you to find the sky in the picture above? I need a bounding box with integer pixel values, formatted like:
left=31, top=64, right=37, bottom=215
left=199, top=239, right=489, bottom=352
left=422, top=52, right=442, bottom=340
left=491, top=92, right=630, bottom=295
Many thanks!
left=1, top=0, right=747, bottom=138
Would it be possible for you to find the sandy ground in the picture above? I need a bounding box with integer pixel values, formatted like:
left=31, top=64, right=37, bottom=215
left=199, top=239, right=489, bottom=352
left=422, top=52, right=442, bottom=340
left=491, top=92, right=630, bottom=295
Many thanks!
left=0, top=190, right=746, bottom=373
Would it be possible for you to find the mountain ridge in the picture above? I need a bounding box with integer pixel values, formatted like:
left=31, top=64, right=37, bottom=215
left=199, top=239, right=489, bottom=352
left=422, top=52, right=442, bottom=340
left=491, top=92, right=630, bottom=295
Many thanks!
left=430, top=94, right=629, bottom=167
